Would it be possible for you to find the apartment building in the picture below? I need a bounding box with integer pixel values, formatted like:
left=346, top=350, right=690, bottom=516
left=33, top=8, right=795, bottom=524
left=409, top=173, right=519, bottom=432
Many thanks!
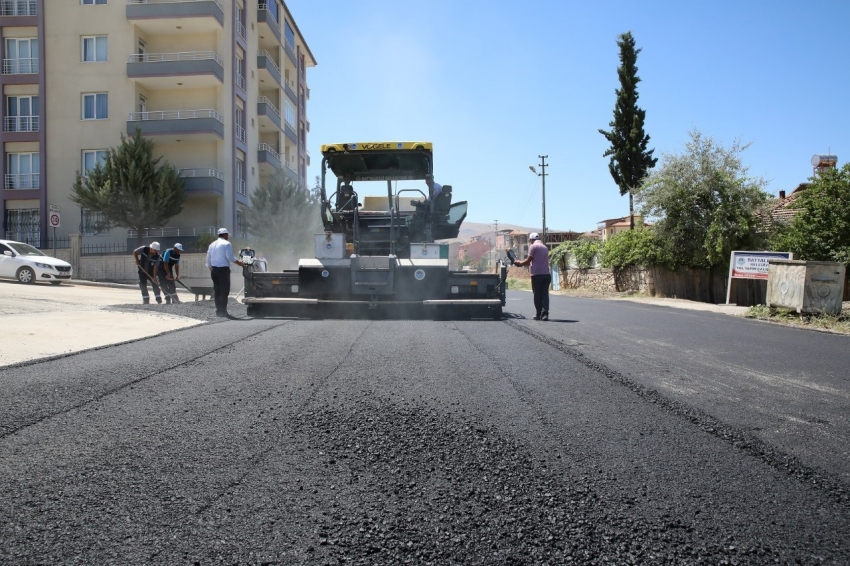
left=0, top=0, right=315, bottom=247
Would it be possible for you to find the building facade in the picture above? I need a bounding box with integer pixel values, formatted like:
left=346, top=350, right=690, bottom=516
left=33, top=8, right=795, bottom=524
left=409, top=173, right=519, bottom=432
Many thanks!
left=0, top=0, right=315, bottom=247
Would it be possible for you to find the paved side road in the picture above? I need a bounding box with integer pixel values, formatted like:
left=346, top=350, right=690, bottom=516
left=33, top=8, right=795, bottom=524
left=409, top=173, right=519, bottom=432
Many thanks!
left=0, top=280, right=205, bottom=367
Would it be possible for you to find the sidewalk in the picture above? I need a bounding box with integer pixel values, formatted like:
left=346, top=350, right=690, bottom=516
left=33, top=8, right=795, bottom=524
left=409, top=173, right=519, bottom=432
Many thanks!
left=0, top=280, right=204, bottom=368
left=550, top=289, right=751, bottom=317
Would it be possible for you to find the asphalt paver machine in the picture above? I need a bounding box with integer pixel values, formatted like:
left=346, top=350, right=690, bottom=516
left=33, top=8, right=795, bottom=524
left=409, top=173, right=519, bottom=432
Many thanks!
left=242, top=142, right=507, bottom=319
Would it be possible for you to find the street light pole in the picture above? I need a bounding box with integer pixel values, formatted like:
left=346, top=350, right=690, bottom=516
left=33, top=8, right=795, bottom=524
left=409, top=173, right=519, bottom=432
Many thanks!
left=528, top=155, right=548, bottom=244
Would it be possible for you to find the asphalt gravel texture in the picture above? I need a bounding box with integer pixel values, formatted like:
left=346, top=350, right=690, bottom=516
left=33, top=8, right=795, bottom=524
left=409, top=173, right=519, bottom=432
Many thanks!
left=1, top=293, right=849, bottom=564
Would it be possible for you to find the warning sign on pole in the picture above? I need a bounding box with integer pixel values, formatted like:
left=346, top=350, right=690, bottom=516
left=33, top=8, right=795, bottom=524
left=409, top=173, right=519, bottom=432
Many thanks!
left=49, top=213, right=61, bottom=228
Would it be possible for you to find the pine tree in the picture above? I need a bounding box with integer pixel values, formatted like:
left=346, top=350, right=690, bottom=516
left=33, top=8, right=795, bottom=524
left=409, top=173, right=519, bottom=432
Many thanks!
left=599, top=31, right=657, bottom=230
left=71, top=128, right=185, bottom=244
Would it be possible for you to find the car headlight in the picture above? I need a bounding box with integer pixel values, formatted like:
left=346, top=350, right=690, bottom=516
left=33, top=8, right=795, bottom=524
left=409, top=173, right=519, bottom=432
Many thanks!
left=35, top=262, right=52, bottom=269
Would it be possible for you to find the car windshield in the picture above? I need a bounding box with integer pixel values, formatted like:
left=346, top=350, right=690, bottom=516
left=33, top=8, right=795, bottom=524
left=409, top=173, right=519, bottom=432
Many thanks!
left=8, top=242, right=46, bottom=256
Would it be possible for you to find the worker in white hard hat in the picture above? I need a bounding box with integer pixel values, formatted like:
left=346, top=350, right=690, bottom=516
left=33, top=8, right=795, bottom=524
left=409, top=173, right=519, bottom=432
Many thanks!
left=158, top=243, right=184, bottom=304
left=205, top=228, right=244, bottom=317
left=132, top=241, right=164, bottom=304
left=513, top=232, right=551, bottom=321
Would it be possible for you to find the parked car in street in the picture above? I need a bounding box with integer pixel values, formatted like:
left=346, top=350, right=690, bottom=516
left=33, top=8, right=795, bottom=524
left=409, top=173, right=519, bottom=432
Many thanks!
left=0, top=239, right=72, bottom=284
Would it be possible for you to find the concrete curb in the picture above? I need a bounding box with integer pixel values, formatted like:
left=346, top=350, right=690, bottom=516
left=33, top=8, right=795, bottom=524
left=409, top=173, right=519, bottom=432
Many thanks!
left=65, top=279, right=139, bottom=290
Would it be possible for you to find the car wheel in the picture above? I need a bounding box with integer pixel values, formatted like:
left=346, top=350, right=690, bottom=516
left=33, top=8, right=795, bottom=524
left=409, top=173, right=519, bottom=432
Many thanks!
left=17, top=266, right=35, bottom=284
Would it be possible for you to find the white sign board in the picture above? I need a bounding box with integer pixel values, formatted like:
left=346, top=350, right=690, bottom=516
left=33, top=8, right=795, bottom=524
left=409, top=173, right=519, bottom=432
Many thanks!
left=725, top=250, right=792, bottom=304
left=49, top=213, right=61, bottom=228
left=49, top=204, right=60, bottom=213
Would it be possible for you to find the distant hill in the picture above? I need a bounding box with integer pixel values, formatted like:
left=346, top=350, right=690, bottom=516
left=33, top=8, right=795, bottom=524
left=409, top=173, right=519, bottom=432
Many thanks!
left=441, top=221, right=540, bottom=244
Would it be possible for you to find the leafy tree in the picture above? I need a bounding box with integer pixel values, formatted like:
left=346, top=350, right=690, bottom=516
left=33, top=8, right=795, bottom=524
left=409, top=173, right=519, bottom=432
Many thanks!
left=599, top=31, right=658, bottom=230
left=637, top=130, right=771, bottom=301
left=600, top=226, right=666, bottom=269
left=550, top=238, right=601, bottom=270
left=770, top=163, right=850, bottom=265
left=71, top=129, right=185, bottom=244
left=244, top=171, right=321, bottom=258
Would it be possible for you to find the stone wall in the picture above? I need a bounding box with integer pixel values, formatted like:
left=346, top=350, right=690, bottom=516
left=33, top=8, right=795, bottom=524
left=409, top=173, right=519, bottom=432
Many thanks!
left=47, top=247, right=211, bottom=282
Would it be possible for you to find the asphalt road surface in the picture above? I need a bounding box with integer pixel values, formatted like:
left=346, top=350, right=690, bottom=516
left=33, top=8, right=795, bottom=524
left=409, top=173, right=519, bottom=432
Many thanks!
left=1, top=291, right=848, bottom=565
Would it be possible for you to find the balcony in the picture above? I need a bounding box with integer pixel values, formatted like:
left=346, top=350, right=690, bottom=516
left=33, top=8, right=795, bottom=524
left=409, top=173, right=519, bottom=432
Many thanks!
left=236, top=177, right=246, bottom=196
left=257, top=143, right=280, bottom=175
left=236, top=20, right=245, bottom=41
left=127, top=109, right=223, bottom=143
left=5, top=172, right=39, bottom=190
left=283, top=159, right=298, bottom=183
left=127, top=51, right=223, bottom=89
left=257, top=1, right=281, bottom=50
left=236, top=72, right=246, bottom=91
left=236, top=124, right=246, bottom=144
left=257, top=50, right=282, bottom=88
left=179, top=168, right=224, bottom=197
left=3, top=116, right=39, bottom=133
left=2, top=58, right=37, bottom=75
left=284, top=80, right=297, bottom=104
left=257, top=96, right=281, bottom=131
left=284, top=122, right=297, bottom=144
left=1, top=0, right=36, bottom=16
left=283, top=37, right=296, bottom=66
left=126, top=0, right=224, bottom=35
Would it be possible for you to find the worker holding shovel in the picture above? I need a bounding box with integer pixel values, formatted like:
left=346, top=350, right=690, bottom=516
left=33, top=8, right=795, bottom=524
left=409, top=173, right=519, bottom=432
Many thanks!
left=132, top=241, right=163, bottom=304
left=159, top=243, right=183, bottom=304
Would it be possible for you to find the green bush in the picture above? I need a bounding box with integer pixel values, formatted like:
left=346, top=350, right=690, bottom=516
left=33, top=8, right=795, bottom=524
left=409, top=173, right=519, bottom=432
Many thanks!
left=550, top=238, right=601, bottom=270
left=600, top=226, right=665, bottom=269
left=193, top=233, right=216, bottom=252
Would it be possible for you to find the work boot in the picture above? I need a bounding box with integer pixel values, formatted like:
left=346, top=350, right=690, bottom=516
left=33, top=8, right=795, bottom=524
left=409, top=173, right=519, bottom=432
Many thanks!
left=533, top=312, right=541, bottom=321
left=142, top=297, right=150, bottom=305
left=173, top=296, right=182, bottom=304
left=156, top=297, right=162, bottom=304
left=164, top=296, right=172, bottom=305
left=541, top=311, right=549, bottom=321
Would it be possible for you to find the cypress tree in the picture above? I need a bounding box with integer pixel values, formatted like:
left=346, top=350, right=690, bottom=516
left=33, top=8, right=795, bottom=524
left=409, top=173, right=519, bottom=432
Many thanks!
left=599, top=31, right=657, bottom=229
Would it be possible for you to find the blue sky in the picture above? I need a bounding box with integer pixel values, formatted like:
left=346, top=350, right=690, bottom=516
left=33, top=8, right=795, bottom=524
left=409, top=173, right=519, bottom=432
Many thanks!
left=287, top=0, right=849, bottom=233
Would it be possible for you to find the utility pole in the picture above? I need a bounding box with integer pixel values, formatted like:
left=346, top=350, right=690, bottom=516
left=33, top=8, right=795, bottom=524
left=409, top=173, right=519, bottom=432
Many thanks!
left=529, top=156, right=548, bottom=245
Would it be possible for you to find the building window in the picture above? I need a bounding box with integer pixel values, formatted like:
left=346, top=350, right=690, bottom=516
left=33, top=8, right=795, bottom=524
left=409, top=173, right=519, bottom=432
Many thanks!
left=237, top=3, right=246, bottom=39
left=4, top=38, right=38, bottom=74
left=6, top=153, right=39, bottom=189
left=284, top=100, right=296, bottom=129
left=81, top=0, right=107, bottom=5
left=82, top=150, right=108, bottom=175
left=5, top=208, right=40, bottom=246
left=81, top=208, right=109, bottom=235
left=82, top=93, right=108, bottom=120
left=5, top=95, right=39, bottom=132
left=81, top=36, right=107, bottom=62
left=236, top=210, right=245, bottom=238
left=138, top=94, right=146, bottom=113
left=263, top=0, right=279, bottom=23
left=137, top=38, right=146, bottom=57
left=236, top=158, right=246, bottom=195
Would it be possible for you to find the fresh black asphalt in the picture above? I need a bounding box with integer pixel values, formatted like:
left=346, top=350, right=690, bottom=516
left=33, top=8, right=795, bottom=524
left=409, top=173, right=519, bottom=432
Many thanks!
left=1, top=292, right=848, bottom=564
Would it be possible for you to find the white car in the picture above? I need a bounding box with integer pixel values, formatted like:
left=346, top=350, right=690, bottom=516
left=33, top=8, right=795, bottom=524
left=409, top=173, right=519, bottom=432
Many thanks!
left=0, top=239, right=73, bottom=284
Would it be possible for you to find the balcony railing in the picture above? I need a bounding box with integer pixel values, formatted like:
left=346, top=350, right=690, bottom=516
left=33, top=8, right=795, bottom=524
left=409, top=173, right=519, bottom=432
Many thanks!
left=284, top=160, right=296, bottom=173
left=236, top=20, right=245, bottom=39
left=1, top=0, right=36, bottom=16
left=127, top=0, right=223, bottom=9
left=179, top=168, right=224, bottom=180
left=258, top=143, right=279, bottom=160
left=236, top=124, right=246, bottom=143
left=257, top=1, right=278, bottom=24
left=2, top=58, right=38, bottom=74
left=236, top=73, right=246, bottom=90
left=3, top=116, right=39, bottom=132
left=128, top=51, right=223, bottom=66
left=5, top=172, right=39, bottom=189
left=127, top=109, right=224, bottom=122
left=257, top=49, right=280, bottom=74
left=128, top=225, right=217, bottom=238
left=236, top=178, right=246, bottom=195
left=257, top=96, right=280, bottom=118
